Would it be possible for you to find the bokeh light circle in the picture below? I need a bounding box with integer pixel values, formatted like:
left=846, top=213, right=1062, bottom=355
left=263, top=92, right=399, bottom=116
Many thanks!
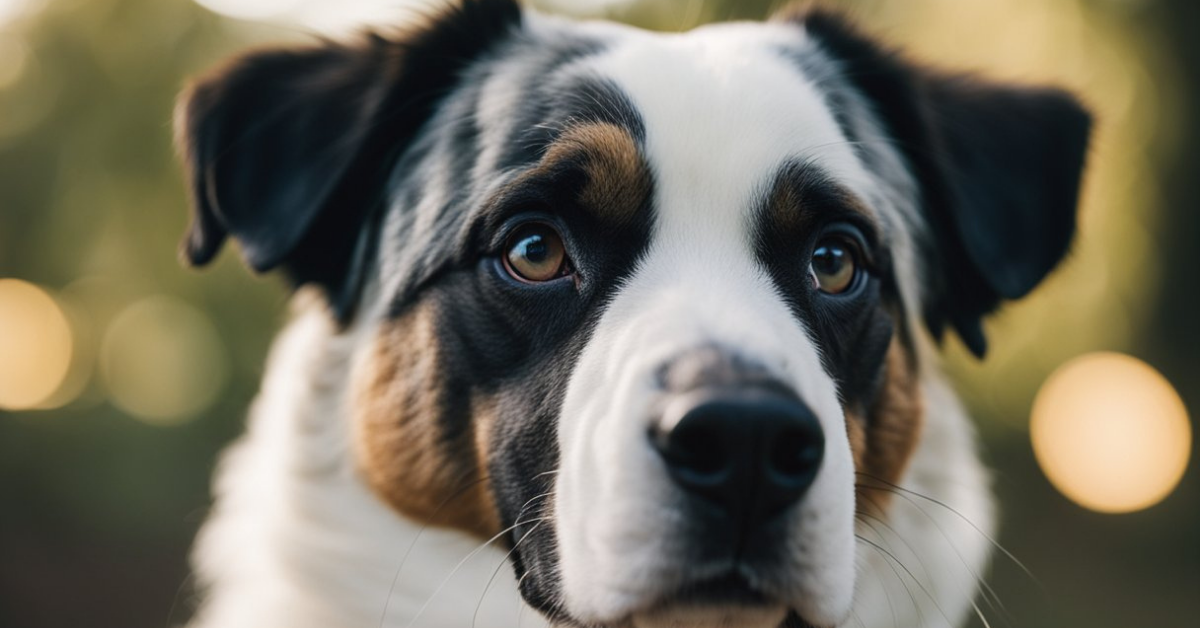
left=100, top=296, right=228, bottom=425
left=1031, top=352, right=1191, bottom=514
left=0, top=278, right=73, bottom=410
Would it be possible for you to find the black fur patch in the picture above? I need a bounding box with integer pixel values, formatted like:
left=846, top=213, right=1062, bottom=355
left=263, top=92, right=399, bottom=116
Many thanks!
left=377, top=73, right=645, bottom=313
left=495, top=72, right=646, bottom=174
left=753, top=160, right=896, bottom=413
left=176, top=0, right=523, bottom=321
left=788, top=8, right=1091, bottom=357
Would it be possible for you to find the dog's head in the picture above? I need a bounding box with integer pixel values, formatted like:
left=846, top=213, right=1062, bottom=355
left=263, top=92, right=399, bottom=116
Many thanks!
left=176, top=1, right=1089, bottom=626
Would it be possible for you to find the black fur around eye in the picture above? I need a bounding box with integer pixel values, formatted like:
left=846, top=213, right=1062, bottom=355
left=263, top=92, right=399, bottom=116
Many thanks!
left=503, top=223, right=573, bottom=283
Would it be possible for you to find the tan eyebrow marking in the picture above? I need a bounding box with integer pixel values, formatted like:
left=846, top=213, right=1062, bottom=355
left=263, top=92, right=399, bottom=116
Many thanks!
left=763, top=161, right=876, bottom=236
left=520, top=122, right=652, bottom=227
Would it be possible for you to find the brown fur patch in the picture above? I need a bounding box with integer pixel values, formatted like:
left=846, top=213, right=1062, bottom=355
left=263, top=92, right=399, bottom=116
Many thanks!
left=354, top=303, right=500, bottom=539
left=848, top=338, right=924, bottom=517
left=535, top=123, right=651, bottom=226
left=765, top=161, right=876, bottom=236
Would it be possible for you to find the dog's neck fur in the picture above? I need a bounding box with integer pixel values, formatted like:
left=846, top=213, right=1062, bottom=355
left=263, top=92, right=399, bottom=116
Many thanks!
left=186, top=293, right=539, bottom=628
left=183, top=291, right=993, bottom=628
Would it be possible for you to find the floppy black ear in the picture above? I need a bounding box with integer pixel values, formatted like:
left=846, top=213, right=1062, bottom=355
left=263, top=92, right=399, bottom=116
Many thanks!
left=175, top=0, right=522, bottom=320
left=794, top=8, right=1091, bottom=357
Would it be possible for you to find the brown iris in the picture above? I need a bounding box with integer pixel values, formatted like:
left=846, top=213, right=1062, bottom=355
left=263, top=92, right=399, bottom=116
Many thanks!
left=810, top=238, right=858, bottom=294
left=503, top=223, right=570, bottom=283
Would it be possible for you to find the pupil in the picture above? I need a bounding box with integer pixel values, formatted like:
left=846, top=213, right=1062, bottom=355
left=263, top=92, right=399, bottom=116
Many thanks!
left=814, top=246, right=844, bottom=275
left=523, top=236, right=547, bottom=264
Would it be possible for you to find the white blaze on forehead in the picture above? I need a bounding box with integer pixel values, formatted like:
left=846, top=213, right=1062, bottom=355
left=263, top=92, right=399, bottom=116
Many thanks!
left=553, top=23, right=868, bottom=626
left=593, top=21, right=874, bottom=247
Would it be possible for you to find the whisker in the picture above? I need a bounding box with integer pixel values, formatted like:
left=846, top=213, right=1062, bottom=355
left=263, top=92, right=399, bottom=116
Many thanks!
left=855, top=515, right=921, bottom=627
left=480, top=490, right=553, bottom=625
left=379, top=472, right=491, bottom=628
left=528, top=468, right=560, bottom=482
left=856, top=535, right=957, bottom=628
left=857, top=483, right=1016, bottom=627
left=858, top=490, right=1013, bottom=627
left=853, top=514, right=900, bottom=628
left=858, top=491, right=938, bottom=588
left=971, top=598, right=995, bottom=628
left=513, top=570, right=534, bottom=628
left=514, top=491, right=554, bottom=521
left=502, top=482, right=558, bottom=628
left=472, top=522, right=546, bottom=628
left=404, top=516, right=549, bottom=628
left=855, top=472, right=1042, bottom=590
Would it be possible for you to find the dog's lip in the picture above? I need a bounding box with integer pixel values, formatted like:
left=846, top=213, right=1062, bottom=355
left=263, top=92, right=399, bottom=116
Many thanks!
left=622, top=572, right=806, bottom=628
left=668, top=572, right=771, bottom=606
left=627, top=603, right=789, bottom=628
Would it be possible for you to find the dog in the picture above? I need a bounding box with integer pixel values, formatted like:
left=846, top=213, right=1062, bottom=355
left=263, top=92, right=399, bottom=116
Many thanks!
left=173, top=1, right=1090, bottom=626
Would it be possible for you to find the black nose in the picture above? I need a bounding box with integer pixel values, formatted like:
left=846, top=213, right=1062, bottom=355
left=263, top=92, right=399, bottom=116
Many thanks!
left=651, top=387, right=824, bottom=525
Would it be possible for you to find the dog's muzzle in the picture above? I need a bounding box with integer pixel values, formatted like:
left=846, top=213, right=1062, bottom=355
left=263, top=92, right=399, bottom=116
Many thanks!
left=556, top=301, right=857, bottom=627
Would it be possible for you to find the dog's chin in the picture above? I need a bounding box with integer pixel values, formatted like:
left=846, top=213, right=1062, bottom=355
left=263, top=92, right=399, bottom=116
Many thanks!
left=630, top=605, right=788, bottom=628
left=625, top=574, right=791, bottom=628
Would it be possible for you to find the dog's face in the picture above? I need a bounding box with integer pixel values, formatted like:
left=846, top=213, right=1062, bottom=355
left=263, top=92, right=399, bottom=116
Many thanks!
left=175, top=1, right=1089, bottom=626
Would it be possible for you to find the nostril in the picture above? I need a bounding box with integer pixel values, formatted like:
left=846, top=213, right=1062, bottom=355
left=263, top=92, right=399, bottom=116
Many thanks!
left=768, top=426, right=824, bottom=486
left=666, top=422, right=726, bottom=478
left=652, top=408, right=733, bottom=491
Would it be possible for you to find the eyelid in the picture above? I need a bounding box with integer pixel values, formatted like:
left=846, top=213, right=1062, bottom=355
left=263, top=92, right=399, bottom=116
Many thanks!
left=489, top=211, right=565, bottom=253
left=816, top=222, right=876, bottom=269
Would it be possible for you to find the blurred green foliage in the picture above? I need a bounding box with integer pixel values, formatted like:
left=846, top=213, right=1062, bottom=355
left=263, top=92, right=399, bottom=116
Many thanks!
left=0, top=1, right=288, bottom=625
left=0, top=1, right=1196, bottom=627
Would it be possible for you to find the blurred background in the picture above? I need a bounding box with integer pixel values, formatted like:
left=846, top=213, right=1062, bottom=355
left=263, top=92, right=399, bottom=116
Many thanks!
left=0, top=0, right=1195, bottom=626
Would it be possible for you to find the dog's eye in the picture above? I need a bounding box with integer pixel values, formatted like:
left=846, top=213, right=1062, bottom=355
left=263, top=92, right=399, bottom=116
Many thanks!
left=503, top=223, right=571, bottom=283
left=810, top=237, right=859, bottom=294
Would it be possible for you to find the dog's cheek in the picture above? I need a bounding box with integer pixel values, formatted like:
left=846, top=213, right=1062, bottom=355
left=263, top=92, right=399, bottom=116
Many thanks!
left=847, top=338, right=924, bottom=516
left=353, top=301, right=501, bottom=538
